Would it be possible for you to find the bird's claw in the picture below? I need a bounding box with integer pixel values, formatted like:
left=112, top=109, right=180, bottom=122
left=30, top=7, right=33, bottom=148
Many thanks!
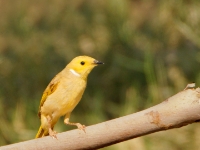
left=49, top=129, right=58, bottom=139
left=76, top=123, right=86, bottom=133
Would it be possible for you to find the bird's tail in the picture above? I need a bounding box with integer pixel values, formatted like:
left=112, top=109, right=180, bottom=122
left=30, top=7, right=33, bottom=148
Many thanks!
left=35, top=126, right=48, bottom=138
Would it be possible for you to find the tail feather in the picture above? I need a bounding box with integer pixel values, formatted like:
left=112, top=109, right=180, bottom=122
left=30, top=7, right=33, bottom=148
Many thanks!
left=35, top=126, right=49, bottom=138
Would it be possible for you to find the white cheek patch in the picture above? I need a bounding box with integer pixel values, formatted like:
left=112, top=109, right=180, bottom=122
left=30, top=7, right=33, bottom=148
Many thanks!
left=70, top=69, right=81, bottom=77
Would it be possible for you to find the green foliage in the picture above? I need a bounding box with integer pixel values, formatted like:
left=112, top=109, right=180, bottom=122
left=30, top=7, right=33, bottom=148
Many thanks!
left=0, top=0, right=200, bottom=149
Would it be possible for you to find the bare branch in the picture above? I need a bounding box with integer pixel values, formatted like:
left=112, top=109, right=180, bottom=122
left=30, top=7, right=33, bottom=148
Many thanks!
left=1, top=88, right=200, bottom=150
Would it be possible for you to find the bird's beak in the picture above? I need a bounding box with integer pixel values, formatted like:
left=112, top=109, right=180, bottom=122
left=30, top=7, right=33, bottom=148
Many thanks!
left=93, top=60, right=104, bottom=65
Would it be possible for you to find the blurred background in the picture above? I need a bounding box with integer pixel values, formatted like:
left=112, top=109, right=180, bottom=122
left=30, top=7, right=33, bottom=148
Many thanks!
left=0, top=0, right=200, bottom=149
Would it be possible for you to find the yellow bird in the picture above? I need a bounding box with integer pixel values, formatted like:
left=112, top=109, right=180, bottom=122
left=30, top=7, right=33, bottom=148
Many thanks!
left=35, top=56, right=104, bottom=138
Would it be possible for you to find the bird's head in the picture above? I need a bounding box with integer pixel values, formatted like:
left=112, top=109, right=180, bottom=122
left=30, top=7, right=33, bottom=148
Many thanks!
left=67, top=56, right=104, bottom=79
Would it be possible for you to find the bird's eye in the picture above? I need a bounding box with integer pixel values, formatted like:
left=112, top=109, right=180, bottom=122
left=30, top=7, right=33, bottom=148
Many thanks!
left=80, top=61, right=85, bottom=65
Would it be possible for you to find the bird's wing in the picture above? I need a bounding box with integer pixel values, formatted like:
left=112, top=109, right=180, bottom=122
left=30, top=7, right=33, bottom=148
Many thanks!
left=38, top=75, right=60, bottom=118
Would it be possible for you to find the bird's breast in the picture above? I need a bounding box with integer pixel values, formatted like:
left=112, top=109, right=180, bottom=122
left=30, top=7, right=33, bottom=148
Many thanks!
left=42, top=78, right=86, bottom=118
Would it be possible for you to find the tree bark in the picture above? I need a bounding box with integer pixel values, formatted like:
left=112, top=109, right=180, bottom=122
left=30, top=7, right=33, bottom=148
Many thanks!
left=1, top=88, right=200, bottom=150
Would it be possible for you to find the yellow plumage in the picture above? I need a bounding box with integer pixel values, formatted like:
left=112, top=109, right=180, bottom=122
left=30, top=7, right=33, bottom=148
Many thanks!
left=35, top=56, right=103, bottom=138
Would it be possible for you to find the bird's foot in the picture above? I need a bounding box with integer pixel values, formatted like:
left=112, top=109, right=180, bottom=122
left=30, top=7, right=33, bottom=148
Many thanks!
left=76, top=123, right=86, bottom=133
left=49, top=128, right=57, bottom=139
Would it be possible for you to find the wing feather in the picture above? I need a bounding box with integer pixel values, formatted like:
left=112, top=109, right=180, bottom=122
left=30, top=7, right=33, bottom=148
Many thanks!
left=38, top=76, right=60, bottom=118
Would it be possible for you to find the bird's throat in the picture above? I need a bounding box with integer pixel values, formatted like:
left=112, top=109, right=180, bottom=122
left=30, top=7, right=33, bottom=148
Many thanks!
left=69, top=69, right=81, bottom=77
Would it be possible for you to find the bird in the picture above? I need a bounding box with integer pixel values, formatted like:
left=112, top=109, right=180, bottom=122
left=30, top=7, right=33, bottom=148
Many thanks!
left=35, top=56, right=104, bottom=139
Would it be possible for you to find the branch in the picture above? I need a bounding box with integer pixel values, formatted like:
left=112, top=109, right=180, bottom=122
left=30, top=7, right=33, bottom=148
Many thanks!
left=1, top=88, right=200, bottom=150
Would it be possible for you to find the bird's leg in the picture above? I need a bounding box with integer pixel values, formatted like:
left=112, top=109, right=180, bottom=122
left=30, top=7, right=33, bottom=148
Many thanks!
left=64, top=113, right=86, bottom=132
left=47, top=115, right=57, bottom=139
